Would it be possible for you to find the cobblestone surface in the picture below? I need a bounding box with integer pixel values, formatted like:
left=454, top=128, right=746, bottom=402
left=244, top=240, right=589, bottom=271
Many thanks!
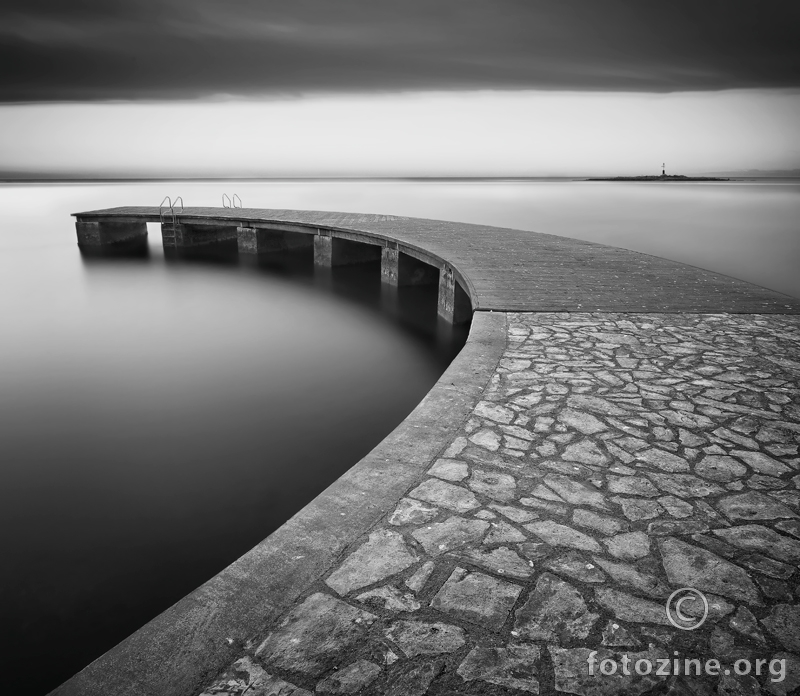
left=200, top=313, right=800, bottom=695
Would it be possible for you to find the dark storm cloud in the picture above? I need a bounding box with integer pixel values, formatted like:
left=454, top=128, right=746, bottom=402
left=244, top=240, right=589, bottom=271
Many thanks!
left=1, top=0, right=799, bottom=102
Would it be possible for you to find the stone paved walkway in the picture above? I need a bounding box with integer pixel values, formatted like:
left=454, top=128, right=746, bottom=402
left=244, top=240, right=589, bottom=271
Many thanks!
left=198, top=312, right=800, bottom=696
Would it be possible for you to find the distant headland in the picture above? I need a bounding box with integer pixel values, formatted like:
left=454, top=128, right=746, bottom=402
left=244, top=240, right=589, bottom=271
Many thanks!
left=587, top=163, right=728, bottom=182
left=587, top=174, right=729, bottom=182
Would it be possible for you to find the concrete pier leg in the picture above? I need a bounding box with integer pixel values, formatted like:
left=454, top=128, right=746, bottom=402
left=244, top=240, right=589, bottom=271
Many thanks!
left=381, top=247, right=400, bottom=285
left=237, top=227, right=287, bottom=254
left=75, top=220, right=147, bottom=246
left=438, top=266, right=472, bottom=324
left=314, top=235, right=381, bottom=267
left=382, top=248, right=439, bottom=287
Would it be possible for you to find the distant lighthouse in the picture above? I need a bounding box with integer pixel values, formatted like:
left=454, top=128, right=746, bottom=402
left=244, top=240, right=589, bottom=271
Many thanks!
left=662, top=163, right=666, bottom=176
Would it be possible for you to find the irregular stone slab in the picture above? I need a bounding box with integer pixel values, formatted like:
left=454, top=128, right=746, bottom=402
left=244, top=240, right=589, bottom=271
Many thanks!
left=427, top=458, right=469, bottom=482
left=739, top=552, right=795, bottom=579
left=520, top=496, right=570, bottom=516
left=405, top=561, right=435, bottom=592
left=601, top=620, right=642, bottom=647
left=529, top=483, right=566, bottom=502
left=592, top=557, right=670, bottom=598
left=573, top=509, right=626, bottom=535
left=256, top=593, right=376, bottom=677
left=658, top=495, right=694, bottom=518
left=635, top=448, right=690, bottom=473
left=761, top=604, right=800, bottom=652
left=489, top=502, right=538, bottom=523
left=385, top=620, right=465, bottom=657
left=514, top=572, right=599, bottom=641
left=468, top=468, right=517, bottom=501
left=765, top=652, right=800, bottom=696
left=679, top=428, right=706, bottom=447
left=545, top=474, right=608, bottom=509
left=545, top=550, right=606, bottom=583
left=356, top=586, right=421, bottom=613
left=775, top=519, right=800, bottom=538
left=384, top=660, right=441, bottom=696
left=603, top=531, right=651, bottom=560
left=748, top=474, right=788, bottom=490
left=412, top=516, right=489, bottom=555
left=460, top=546, right=533, bottom=580
left=431, top=567, right=522, bottom=629
left=558, top=408, right=608, bottom=434
left=733, top=450, right=792, bottom=477
left=595, top=588, right=670, bottom=625
left=484, top=519, right=527, bottom=544
left=550, top=646, right=668, bottom=695
left=729, top=606, right=766, bottom=644
left=647, top=520, right=710, bottom=536
left=607, top=475, right=659, bottom=497
left=457, top=643, right=540, bottom=693
left=562, top=438, right=610, bottom=466
left=716, top=491, right=797, bottom=521
left=388, top=497, right=438, bottom=526
left=695, top=456, right=748, bottom=482
left=474, top=400, right=515, bottom=424
left=611, top=496, right=664, bottom=521
left=326, top=530, right=417, bottom=595
left=199, top=657, right=311, bottom=696
left=712, top=524, right=800, bottom=564
left=408, top=478, right=480, bottom=513
left=519, top=540, right=553, bottom=563
left=646, top=473, right=725, bottom=498
left=716, top=673, right=761, bottom=696
left=316, top=660, right=381, bottom=694
left=658, top=537, right=761, bottom=603
left=568, top=393, right=628, bottom=416
left=469, top=428, right=502, bottom=451
left=662, top=410, right=713, bottom=428
left=525, top=520, right=602, bottom=552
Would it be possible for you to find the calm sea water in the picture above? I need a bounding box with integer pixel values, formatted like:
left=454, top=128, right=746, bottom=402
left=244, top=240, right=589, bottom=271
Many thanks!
left=1, top=179, right=798, bottom=693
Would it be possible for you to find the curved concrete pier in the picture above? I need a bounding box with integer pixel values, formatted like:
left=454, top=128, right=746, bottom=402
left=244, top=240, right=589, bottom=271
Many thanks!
left=56, top=208, right=800, bottom=695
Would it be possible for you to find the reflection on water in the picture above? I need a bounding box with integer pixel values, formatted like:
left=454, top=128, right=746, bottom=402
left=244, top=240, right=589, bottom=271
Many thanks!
left=0, top=208, right=467, bottom=692
left=1, top=178, right=798, bottom=692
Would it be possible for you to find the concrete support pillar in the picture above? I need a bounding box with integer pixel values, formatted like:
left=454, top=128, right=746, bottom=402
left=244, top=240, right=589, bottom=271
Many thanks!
left=381, top=247, right=400, bottom=284
left=314, top=236, right=333, bottom=266
left=314, top=235, right=381, bottom=267
left=75, top=220, right=147, bottom=246
left=438, top=266, right=472, bottom=324
left=237, top=227, right=287, bottom=254
left=382, top=248, right=439, bottom=287
left=161, top=223, right=237, bottom=248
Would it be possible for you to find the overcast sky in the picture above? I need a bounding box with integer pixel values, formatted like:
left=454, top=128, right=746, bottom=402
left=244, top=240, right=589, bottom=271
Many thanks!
left=1, top=0, right=799, bottom=176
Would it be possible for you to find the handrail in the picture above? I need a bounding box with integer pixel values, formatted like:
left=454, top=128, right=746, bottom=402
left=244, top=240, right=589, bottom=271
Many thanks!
left=222, top=194, right=232, bottom=208
left=159, top=196, right=183, bottom=225
left=222, top=193, right=242, bottom=209
left=232, top=194, right=242, bottom=208
left=159, top=196, right=172, bottom=225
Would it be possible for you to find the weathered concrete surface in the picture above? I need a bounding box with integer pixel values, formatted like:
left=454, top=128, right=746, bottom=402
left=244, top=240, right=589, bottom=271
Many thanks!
left=73, top=207, right=800, bottom=313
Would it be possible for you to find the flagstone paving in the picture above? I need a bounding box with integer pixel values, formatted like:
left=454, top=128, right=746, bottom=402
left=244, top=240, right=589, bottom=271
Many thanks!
left=200, top=312, right=800, bottom=695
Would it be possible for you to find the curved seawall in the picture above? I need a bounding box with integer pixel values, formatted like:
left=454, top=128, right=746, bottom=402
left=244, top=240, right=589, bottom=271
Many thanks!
left=55, top=209, right=800, bottom=695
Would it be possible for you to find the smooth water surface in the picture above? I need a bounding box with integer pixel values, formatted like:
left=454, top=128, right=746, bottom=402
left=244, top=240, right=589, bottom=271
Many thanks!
left=1, top=178, right=798, bottom=692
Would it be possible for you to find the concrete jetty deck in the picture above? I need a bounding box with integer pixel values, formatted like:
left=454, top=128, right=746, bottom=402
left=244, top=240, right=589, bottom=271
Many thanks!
left=57, top=208, right=800, bottom=695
